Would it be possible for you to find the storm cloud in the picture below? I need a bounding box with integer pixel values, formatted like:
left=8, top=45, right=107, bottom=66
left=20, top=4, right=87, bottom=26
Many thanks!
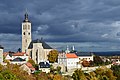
left=0, top=0, right=120, bottom=51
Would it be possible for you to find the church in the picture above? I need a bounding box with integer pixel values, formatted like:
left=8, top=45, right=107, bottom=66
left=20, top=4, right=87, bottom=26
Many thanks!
left=22, top=12, right=53, bottom=64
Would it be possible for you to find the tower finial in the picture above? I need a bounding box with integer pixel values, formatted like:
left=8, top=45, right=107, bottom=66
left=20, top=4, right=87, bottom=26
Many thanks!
left=24, top=9, right=29, bottom=22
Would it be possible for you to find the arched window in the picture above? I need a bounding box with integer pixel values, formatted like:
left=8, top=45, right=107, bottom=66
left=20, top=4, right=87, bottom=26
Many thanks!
left=23, top=25, right=27, bottom=30
left=28, top=32, right=30, bottom=35
left=28, top=25, right=30, bottom=29
left=23, top=32, right=25, bottom=35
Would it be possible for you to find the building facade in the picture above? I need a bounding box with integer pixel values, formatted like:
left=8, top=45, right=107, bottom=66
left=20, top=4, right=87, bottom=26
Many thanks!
left=0, top=45, right=3, bottom=64
left=22, top=12, right=32, bottom=52
left=21, top=13, right=52, bottom=64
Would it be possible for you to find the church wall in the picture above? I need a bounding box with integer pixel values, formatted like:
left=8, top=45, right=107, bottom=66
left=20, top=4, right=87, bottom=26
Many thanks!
left=44, top=49, right=53, bottom=61
left=22, top=21, right=31, bottom=52
left=32, top=43, right=44, bottom=64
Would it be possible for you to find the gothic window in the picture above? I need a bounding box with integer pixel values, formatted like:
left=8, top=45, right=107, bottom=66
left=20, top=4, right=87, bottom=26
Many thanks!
left=23, top=32, right=25, bottom=35
left=28, top=25, right=30, bottom=29
left=30, top=51, right=32, bottom=59
left=23, top=25, right=27, bottom=30
left=36, top=49, right=38, bottom=63
left=23, top=25, right=25, bottom=30
left=26, top=39, right=27, bottom=43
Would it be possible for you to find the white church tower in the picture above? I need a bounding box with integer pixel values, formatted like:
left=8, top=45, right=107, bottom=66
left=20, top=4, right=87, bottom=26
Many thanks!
left=22, top=12, right=32, bottom=52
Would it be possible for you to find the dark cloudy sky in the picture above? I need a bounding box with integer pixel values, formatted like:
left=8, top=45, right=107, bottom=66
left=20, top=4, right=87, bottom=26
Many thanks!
left=1, top=0, right=120, bottom=52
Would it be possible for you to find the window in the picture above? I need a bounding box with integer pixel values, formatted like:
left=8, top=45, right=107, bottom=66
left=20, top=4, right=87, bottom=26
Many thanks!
left=26, top=39, right=27, bottom=43
left=23, top=32, right=25, bottom=35
left=28, top=25, right=30, bottom=29
left=23, top=25, right=27, bottom=30
left=28, top=32, right=30, bottom=35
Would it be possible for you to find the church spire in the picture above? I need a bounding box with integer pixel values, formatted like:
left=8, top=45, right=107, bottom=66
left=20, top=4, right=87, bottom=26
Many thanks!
left=23, top=9, right=30, bottom=22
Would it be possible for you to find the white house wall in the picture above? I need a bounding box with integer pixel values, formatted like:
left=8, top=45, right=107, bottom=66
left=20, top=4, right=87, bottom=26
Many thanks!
left=66, top=58, right=79, bottom=70
left=0, top=49, right=3, bottom=63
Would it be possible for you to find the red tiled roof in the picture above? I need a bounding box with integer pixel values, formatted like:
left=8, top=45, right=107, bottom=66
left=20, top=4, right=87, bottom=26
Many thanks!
left=26, top=62, right=35, bottom=70
left=12, top=52, right=28, bottom=56
left=66, top=53, right=78, bottom=58
left=3, top=52, right=9, bottom=57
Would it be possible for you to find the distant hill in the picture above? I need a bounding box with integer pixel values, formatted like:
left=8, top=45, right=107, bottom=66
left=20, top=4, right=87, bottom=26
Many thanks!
left=93, top=51, right=120, bottom=56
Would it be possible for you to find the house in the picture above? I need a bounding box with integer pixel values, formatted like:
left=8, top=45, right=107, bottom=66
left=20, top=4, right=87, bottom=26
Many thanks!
left=58, top=52, right=67, bottom=66
left=66, top=53, right=79, bottom=70
left=39, top=61, right=50, bottom=73
left=12, top=52, right=29, bottom=61
left=0, top=45, right=3, bottom=64
left=10, top=57, right=26, bottom=64
left=75, top=52, right=94, bottom=62
left=4, top=52, right=29, bottom=64
left=20, top=62, right=35, bottom=75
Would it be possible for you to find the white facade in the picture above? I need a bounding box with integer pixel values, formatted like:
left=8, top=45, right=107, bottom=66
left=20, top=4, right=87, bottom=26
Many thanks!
left=22, top=13, right=32, bottom=52
left=32, top=43, right=44, bottom=64
left=0, top=48, right=3, bottom=63
left=66, top=58, right=79, bottom=70
left=58, top=53, right=67, bottom=66
left=21, top=13, right=53, bottom=64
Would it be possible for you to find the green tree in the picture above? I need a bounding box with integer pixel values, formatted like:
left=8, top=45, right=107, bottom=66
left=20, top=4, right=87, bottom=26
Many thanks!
left=95, top=67, right=116, bottom=80
left=48, top=50, right=58, bottom=63
left=111, top=65, right=120, bottom=80
left=93, top=55, right=104, bottom=66
left=72, top=69, right=87, bottom=80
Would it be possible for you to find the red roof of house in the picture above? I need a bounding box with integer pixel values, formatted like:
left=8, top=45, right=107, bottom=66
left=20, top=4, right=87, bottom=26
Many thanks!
left=3, top=52, right=9, bottom=57
left=26, top=62, right=35, bottom=70
left=12, top=52, right=28, bottom=56
left=66, top=53, right=78, bottom=58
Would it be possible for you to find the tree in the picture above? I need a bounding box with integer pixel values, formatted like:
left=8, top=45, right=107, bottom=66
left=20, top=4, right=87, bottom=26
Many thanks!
left=93, top=55, right=104, bottom=66
left=72, top=69, right=87, bottom=80
left=111, top=65, right=120, bottom=80
left=17, top=48, right=21, bottom=52
left=95, top=67, right=116, bottom=80
left=48, top=50, right=58, bottom=63
left=82, top=60, right=90, bottom=67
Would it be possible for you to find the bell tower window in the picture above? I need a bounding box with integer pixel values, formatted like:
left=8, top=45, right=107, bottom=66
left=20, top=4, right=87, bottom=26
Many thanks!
left=28, top=25, right=30, bottom=29
left=23, top=32, right=25, bottom=35
left=28, top=32, right=30, bottom=35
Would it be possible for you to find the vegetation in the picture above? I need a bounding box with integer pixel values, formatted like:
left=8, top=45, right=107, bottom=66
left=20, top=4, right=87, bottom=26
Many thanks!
left=72, top=67, right=116, bottom=80
left=48, top=50, right=58, bottom=63
left=0, top=63, right=69, bottom=80
left=0, top=64, right=35, bottom=80
left=111, top=65, right=120, bottom=80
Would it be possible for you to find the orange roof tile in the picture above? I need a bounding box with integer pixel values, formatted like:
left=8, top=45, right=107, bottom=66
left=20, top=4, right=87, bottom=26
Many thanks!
left=12, top=52, right=28, bottom=56
left=66, top=53, right=78, bottom=58
left=26, top=62, right=35, bottom=70
left=3, top=52, right=9, bottom=57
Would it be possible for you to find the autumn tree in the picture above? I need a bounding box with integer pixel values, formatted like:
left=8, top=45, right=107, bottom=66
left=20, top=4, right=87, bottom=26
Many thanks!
left=82, top=60, right=90, bottom=67
left=72, top=69, right=87, bottom=80
left=48, top=50, right=58, bottom=63
left=93, top=55, right=104, bottom=66
left=111, top=65, right=120, bottom=80
left=95, top=67, right=116, bottom=80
